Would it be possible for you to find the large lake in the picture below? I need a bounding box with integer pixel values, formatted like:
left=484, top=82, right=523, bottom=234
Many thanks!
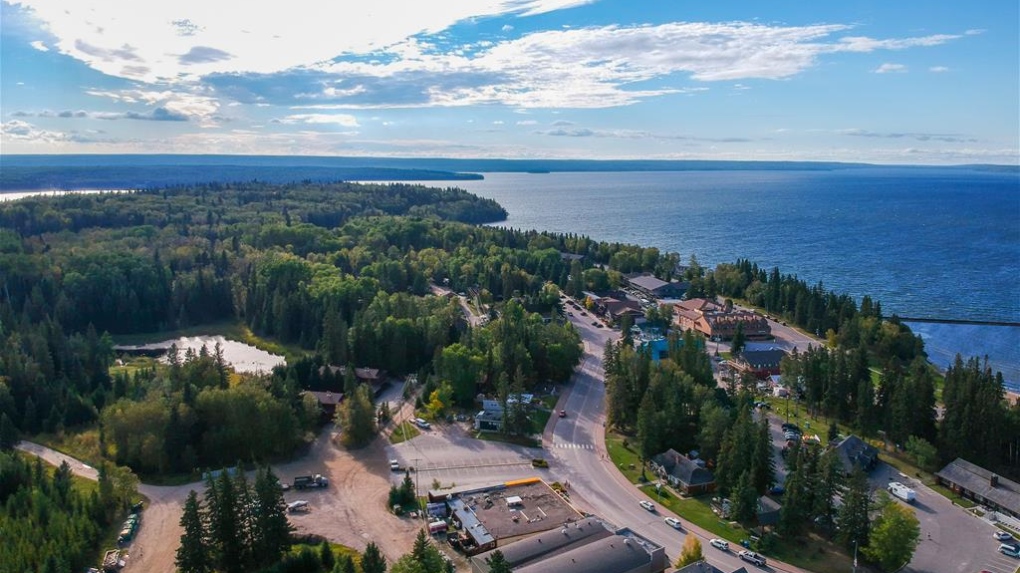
left=426, top=169, right=1020, bottom=391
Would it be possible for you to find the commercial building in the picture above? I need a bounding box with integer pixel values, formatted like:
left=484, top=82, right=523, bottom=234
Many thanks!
left=936, top=458, right=1020, bottom=519
left=673, top=299, right=771, bottom=341
left=626, top=273, right=688, bottom=300
left=470, top=517, right=667, bottom=573
left=729, top=348, right=787, bottom=379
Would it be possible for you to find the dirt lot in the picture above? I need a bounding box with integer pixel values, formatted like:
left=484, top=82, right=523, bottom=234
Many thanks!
left=277, top=427, right=422, bottom=563
left=19, top=425, right=431, bottom=573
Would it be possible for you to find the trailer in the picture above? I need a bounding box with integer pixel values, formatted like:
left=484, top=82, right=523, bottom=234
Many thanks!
left=888, top=481, right=916, bottom=503
left=293, top=474, right=329, bottom=489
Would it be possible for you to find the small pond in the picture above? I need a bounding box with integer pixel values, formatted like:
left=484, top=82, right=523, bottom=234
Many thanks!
left=114, top=335, right=286, bottom=374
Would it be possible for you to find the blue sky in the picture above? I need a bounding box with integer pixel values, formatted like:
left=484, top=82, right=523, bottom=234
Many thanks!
left=1, top=0, right=1017, bottom=164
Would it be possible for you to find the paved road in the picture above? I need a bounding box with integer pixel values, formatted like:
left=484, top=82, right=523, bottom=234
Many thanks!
left=545, top=302, right=810, bottom=573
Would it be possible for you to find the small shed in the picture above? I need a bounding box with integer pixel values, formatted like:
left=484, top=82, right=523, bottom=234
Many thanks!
left=506, top=495, right=524, bottom=507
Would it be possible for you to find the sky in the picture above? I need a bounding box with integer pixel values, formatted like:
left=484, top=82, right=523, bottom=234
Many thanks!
left=1, top=0, right=1018, bottom=164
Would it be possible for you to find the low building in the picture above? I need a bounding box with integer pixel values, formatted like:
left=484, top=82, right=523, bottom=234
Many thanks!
left=601, top=297, right=644, bottom=322
left=936, top=458, right=1020, bottom=519
left=302, top=390, right=342, bottom=417
left=449, top=497, right=497, bottom=555
left=675, top=561, right=748, bottom=573
left=832, top=435, right=879, bottom=475
left=757, top=495, right=782, bottom=527
left=626, top=274, right=688, bottom=300
left=730, top=348, right=787, bottom=379
left=649, top=449, right=716, bottom=495
left=470, top=517, right=667, bottom=573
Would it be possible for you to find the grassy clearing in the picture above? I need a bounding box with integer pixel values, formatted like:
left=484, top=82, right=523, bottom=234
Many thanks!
left=111, top=320, right=309, bottom=363
left=34, top=428, right=105, bottom=468
left=389, top=422, right=421, bottom=444
left=531, top=409, right=552, bottom=435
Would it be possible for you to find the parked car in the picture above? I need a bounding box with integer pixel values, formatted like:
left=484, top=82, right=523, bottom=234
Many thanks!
left=415, top=418, right=431, bottom=429
left=390, top=459, right=401, bottom=471
left=639, top=500, right=655, bottom=512
left=709, top=538, right=729, bottom=551
left=739, top=550, right=767, bottom=566
left=558, top=409, right=567, bottom=418
left=994, top=531, right=1015, bottom=542
left=663, top=517, right=681, bottom=529
left=999, top=544, right=1020, bottom=558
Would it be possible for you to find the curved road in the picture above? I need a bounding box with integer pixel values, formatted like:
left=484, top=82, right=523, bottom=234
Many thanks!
left=548, top=302, right=808, bottom=573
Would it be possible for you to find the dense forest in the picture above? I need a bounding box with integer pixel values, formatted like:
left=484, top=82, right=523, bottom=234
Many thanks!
left=0, top=450, right=135, bottom=573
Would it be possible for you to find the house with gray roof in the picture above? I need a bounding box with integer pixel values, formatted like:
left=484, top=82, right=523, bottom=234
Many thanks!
left=675, top=561, right=748, bottom=573
left=936, top=458, right=1019, bottom=519
left=649, top=449, right=716, bottom=495
left=832, top=435, right=879, bottom=475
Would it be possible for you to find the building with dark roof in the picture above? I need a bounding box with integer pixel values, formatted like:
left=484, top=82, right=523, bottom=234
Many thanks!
left=936, top=458, right=1020, bottom=519
left=470, top=517, right=667, bottom=573
left=649, top=449, right=716, bottom=495
left=450, top=497, right=497, bottom=555
left=832, top=435, right=879, bottom=475
left=730, top=348, right=787, bottom=379
left=757, top=495, right=782, bottom=527
left=675, top=561, right=748, bottom=573
left=626, top=274, right=688, bottom=300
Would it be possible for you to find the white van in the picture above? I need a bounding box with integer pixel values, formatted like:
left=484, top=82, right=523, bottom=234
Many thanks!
left=999, top=543, right=1020, bottom=557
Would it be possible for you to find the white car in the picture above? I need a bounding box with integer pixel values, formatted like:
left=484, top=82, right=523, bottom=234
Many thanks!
left=389, top=459, right=401, bottom=471
left=663, top=517, right=681, bottom=529
left=994, top=530, right=1014, bottom=542
left=639, top=500, right=655, bottom=512
left=739, top=550, right=767, bottom=567
left=709, top=538, right=729, bottom=551
left=415, top=417, right=431, bottom=429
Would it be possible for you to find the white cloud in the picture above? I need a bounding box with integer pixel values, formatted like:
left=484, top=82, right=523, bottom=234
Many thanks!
left=276, top=113, right=360, bottom=127
left=9, top=0, right=596, bottom=82
left=929, top=66, right=950, bottom=73
left=516, top=119, right=537, bottom=125
left=1, top=120, right=76, bottom=144
left=492, top=120, right=504, bottom=125
left=85, top=88, right=222, bottom=125
left=874, top=63, right=907, bottom=73
left=964, top=29, right=986, bottom=36
left=502, top=25, right=514, bottom=32
left=29, top=40, right=48, bottom=52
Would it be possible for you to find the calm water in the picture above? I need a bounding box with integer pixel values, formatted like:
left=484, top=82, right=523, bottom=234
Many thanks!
left=437, top=169, right=1020, bottom=391
left=114, top=335, right=286, bottom=374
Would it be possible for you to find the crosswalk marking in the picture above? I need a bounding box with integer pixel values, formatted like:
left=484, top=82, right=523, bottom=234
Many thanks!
left=553, top=442, right=594, bottom=450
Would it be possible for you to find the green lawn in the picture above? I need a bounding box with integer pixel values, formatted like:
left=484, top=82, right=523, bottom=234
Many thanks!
left=474, top=431, right=541, bottom=448
left=389, top=422, right=420, bottom=444
left=531, top=409, right=552, bottom=435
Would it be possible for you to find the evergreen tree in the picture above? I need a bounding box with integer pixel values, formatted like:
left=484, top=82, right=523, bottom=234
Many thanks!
left=176, top=490, right=212, bottom=573
left=319, top=541, right=335, bottom=571
left=206, top=470, right=246, bottom=573
left=837, top=467, right=872, bottom=552
left=486, top=549, right=513, bottom=573
left=337, top=383, right=377, bottom=448
left=361, top=541, right=387, bottom=573
left=0, top=413, right=19, bottom=450
left=730, top=322, right=746, bottom=356
left=732, top=470, right=758, bottom=524
left=252, top=466, right=293, bottom=566
left=751, top=418, right=776, bottom=494
left=812, top=449, right=844, bottom=534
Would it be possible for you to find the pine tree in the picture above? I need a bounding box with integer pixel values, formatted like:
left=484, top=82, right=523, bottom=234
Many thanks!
left=176, top=490, right=212, bottom=573
left=252, top=466, right=293, bottom=566
left=320, top=541, right=336, bottom=571
left=206, top=470, right=245, bottom=573
left=837, top=467, right=872, bottom=551
left=751, top=418, right=776, bottom=494
left=732, top=470, right=758, bottom=524
left=0, top=412, right=19, bottom=450
left=731, top=321, right=746, bottom=356
left=486, top=549, right=512, bottom=573
left=361, top=541, right=387, bottom=573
